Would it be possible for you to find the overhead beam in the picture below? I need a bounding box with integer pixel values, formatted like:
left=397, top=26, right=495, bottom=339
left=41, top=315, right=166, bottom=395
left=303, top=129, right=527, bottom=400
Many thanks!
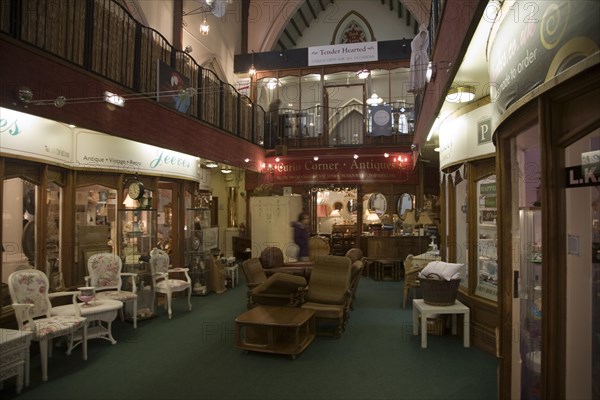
left=298, top=8, right=310, bottom=28
left=291, top=19, right=302, bottom=37
left=307, top=0, right=317, bottom=19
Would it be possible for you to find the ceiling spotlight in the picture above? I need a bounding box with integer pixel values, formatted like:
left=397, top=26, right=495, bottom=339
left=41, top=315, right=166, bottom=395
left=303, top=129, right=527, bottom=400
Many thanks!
left=244, top=158, right=250, bottom=163
left=356, top=69, right=370, bottom=79
left=366, top=93, right=383, bottom=106
left=17, top=86, right=34, bottom=103
left=384, top=153, right=390, bottom=158
left=353, top=154, right=359, bottom=159
left=275, top=157, right=280, bottom=162
left=313, top=156, right=319, bottom=161
left=205, top=161, right=218, bottom=168
left=220, top=167, right=232, bottom=174
left=445, top=86, right=475, bottom=103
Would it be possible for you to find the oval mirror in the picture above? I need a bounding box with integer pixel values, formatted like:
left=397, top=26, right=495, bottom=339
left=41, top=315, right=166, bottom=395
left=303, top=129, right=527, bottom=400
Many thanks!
left=368, top=193, right=387, bottom=216
left=397, top=193, right=413, bottom=217
left=346, top=198, right=356, bottom=213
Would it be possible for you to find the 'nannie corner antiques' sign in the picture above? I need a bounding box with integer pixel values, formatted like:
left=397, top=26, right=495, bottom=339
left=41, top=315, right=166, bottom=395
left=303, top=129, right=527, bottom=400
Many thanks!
left=261, top=153, right=416, bottom=185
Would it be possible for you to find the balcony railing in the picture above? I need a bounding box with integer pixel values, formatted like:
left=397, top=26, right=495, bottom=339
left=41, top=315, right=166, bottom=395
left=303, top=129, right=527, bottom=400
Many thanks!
left=0, top=0, right=417, bottom=150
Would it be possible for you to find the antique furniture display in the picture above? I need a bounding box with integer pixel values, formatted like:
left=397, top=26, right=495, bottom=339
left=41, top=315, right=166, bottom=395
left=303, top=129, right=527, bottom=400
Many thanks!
left=0, top=328, right=32, bottom=394
left=84, top=253, right=138, bottom=328
left=185, top=207, right=211, bottom=295
left=330, top=224, right=357, bottom=256
left=149, top=248, right=192, bottom=319
left=8, top=269, right=88, bottom=382
left=412, top=299, right=470, bottom=349
left=120, top=208, right=156, bottom=270
left=235, top=305, right=316, bottom=359
left=300, top=255, right=352, bottom=337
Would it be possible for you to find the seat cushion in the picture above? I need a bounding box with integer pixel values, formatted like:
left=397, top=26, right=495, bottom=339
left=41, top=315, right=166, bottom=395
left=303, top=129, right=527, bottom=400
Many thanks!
left=24, top=316, right=87, bottom=340
left=95, top=291, right=137, bottom=302
left=156, top=279, right=190, bottom=291
left=302, top=302, right=345, bottom=319
left=253, top=272, right=306, bottom=295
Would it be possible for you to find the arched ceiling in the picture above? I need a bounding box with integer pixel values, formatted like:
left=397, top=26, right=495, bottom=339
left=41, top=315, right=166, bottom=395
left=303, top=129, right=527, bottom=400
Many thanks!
left=272, top=0, right=430, bottom=51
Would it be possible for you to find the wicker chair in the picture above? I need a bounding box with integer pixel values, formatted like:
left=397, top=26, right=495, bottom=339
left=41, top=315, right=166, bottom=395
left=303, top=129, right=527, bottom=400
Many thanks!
left=345, top=248, right=364, bottom=310
left=402, top=254, right=422, bottom=308
left=300, top=255, right=352, bottom=338
left=308, top=236, right=331, bottom=261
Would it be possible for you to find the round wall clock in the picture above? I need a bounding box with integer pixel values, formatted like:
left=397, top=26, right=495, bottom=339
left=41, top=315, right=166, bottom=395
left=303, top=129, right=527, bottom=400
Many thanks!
left=373, top=109, right=391, bottom=126
left=128, top=181, right=145, bottom=200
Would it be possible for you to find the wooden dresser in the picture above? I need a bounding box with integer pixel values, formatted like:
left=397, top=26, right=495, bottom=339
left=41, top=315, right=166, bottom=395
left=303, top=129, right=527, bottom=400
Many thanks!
left=360, top=236, right=430, bottom=259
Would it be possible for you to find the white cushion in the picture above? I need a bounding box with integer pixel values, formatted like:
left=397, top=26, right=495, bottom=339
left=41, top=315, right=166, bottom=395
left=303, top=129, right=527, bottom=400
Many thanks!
left=418, top=261, right=463, bottom=281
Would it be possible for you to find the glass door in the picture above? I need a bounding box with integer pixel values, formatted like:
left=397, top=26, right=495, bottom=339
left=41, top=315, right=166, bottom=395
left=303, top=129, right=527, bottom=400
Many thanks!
left=510, top=125, right=542, bottom=400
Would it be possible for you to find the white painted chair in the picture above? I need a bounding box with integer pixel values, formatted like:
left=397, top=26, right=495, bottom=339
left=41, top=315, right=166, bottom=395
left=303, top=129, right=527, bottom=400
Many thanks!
left=149, top=248, right=192, bottom=319
left=85, top=253, right=138, bottom=328
left=8, top=269, right=88, bottom=382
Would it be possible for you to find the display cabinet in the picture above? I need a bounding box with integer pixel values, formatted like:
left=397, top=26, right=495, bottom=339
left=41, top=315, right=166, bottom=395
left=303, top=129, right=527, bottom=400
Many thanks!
left=475, top=175, right=498, bottom=301
left=120, top=208, right=156, bottom=269
left=185, top=208, right=211, bottom=295
left=331, top=224, right=357, bottom=256
left=519, top=207, right=542, bottom=399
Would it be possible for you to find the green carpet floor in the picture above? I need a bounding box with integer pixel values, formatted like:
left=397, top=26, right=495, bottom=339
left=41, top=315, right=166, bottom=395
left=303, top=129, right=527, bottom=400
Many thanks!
left=1, top=277, right=497, bottom=400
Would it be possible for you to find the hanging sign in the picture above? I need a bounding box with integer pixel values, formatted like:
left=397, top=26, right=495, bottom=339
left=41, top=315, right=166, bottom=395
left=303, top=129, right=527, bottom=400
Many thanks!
left=308, top=41, right=378, bottom=66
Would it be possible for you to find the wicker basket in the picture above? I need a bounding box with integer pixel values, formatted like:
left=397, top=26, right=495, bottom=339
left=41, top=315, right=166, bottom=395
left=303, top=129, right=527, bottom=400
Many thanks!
left=419, top=273, right=460, bottom=306
left=419, top=316, right=446, bottom=336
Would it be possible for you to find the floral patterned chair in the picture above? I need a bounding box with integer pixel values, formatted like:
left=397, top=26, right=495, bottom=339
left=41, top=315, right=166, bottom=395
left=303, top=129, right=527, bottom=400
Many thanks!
left=8, top=269, right=88, bottom=382
left=85, top=253, right=139, bottom=328
left=149, top=248, right=192, bottom=319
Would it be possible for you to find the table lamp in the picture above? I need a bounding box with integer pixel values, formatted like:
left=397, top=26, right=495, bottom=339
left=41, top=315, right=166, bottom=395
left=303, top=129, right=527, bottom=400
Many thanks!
left=418, top=211, right=434, bottom=236
left=366, top=211, right=382, bottom=235
left=402, top=210, right=417, bottom=234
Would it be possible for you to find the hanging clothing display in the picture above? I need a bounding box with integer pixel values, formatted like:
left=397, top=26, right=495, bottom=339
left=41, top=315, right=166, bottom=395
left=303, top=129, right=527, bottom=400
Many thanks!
left=408, top=24, right=430, bottom=93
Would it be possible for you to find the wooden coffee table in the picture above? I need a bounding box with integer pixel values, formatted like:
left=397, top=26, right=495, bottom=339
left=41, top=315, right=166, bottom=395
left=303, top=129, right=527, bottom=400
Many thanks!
left=235, top=306, right=315, bottom=359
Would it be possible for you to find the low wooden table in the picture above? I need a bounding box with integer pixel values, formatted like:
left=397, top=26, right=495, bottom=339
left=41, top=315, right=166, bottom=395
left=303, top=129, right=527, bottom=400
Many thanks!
left=235, top=306, right=315, bottom=359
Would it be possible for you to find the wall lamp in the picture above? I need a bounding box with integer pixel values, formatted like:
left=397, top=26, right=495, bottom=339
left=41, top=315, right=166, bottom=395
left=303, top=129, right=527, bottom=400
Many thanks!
left=356, top=69, right=370, bottom=79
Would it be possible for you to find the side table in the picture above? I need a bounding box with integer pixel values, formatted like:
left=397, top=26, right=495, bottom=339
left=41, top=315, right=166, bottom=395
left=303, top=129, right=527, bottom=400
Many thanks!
left=412, top=299, right=470, bottom=348
left=0, top=328, right=32, bottom=393
left=52, top=299, right=123, bottom=353
left=224, top=264, right=239, bottom=288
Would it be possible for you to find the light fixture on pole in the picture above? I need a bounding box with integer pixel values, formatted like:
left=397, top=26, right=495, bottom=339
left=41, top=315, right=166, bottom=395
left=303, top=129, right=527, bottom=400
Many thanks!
left=200, top=15, right=210, bottom=35
left=356, top=68, right=370, bottom=79
left=366, top=93, right=383, bottom=106
left=445, top=85, right=475, bottom=103
left=248, top=51, right=256, bottom=76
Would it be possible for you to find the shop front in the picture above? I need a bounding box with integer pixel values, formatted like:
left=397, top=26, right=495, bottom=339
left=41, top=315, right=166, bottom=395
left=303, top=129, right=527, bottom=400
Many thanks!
left=0, top=107, right=213, bottom=322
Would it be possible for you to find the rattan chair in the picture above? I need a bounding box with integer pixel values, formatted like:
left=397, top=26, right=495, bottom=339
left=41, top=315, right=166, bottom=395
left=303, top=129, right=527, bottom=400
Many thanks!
left=402, top=254, right=422, bottom=308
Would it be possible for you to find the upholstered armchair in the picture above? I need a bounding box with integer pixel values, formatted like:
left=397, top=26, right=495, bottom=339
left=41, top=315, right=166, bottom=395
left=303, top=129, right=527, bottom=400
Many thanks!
left=259, top=247, right=313, bottom=279
left=8, top=269, right=88, bottom=382
left=308, top=236, right=331, bottom=261
left=85, top=253, right=138, bottom=328
left=241, top=258, right=307, bottom=309
left=149, top=248, right=192, bottom=319
left=300, top=255, right=352, bottom=338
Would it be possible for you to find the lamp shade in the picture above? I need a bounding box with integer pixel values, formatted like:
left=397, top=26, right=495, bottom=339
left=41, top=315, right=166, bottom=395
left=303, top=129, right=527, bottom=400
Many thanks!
left=317, top=204, right=329, bottom=218
left=366, top=211, right=381, bottom=224
left=418, top=211, right=433, bottom=226
left=330, top=209, right=341, bottom=217
left=402, top=210, right=417, bottom=226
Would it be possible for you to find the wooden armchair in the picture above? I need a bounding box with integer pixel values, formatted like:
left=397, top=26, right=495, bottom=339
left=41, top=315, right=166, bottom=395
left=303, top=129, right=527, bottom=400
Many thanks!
left=300, top=255, right=352, bottom=338
left=241, top=258, right=306, bottom=309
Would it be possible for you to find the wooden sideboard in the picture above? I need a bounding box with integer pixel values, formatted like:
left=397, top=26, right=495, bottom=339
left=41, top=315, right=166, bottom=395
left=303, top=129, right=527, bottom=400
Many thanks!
left=360, top=236, right=430, bottom=260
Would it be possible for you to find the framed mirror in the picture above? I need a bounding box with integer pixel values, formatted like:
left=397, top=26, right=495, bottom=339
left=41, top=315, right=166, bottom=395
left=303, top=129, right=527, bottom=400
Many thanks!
left=346, top=198, right=357, bottom=214
left=397, top=193, right=413, bottom=217
left=368, top=193, right=387, bottom=216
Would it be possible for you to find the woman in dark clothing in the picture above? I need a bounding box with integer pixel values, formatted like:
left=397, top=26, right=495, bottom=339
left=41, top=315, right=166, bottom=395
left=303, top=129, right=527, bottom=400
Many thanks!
left=291, top=212, right=310, bottom=261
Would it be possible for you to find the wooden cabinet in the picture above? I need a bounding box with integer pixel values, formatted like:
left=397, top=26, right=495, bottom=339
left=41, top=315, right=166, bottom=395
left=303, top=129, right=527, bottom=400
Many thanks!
left=330, top=224, right=357, bottom=255
left=361, top=236, right=429, bottom=259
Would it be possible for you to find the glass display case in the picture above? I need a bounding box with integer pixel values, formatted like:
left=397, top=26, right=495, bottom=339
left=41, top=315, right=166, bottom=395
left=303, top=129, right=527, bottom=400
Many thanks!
left=185, top=207, right=211, bottom=295
left=519, top=207, right=542, bottom=399
left=475, top=175, right=498, bottom=301
left=120, top=208, right=156, bottom=271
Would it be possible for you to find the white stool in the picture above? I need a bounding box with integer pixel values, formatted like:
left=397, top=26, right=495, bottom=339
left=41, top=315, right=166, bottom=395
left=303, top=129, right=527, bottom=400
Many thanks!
left=224, top=264, right=239, bottom=288
left=412, top=299, right=470, bottom=349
